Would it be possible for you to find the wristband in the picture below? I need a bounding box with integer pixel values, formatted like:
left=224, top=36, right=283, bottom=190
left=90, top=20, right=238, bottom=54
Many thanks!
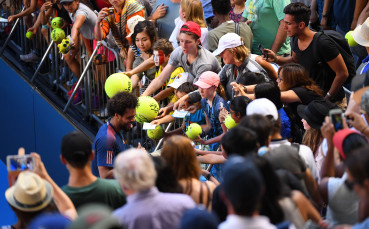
left=322, top=14, right=328, bottom=18
left=326, top=92, right=332, bottom=98
left=42, top=24, right=48, bottom=29
left=206, top=173, right=213, bottom=180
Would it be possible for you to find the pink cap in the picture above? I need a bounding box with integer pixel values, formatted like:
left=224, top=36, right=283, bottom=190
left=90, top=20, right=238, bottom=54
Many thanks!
left=194, top=71, right=220, bottom=89
left=333, top=129, right=361, bottom=160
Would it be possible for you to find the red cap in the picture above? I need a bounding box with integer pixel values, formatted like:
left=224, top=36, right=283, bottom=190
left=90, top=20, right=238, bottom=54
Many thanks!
left=180, top=21, right=201, bottom=38
left=333, top=129, right=361, bottom=160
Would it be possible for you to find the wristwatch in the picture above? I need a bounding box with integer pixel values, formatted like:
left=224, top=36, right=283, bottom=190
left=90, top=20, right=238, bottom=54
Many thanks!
left=322, top=14, right=329, bottom=18
left=206, top=173, right=213, bottom=180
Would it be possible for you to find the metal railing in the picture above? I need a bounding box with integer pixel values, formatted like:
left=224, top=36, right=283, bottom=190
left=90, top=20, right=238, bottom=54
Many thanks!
left=0, top=3, right=184, bottom=152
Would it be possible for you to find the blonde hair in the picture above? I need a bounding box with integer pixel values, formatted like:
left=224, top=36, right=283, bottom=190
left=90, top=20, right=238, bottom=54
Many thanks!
left=181, top=0, right=207, bottom=28
left=229, top=41, right=250, bottom=63
left=114, top=149, right=157, bottom=192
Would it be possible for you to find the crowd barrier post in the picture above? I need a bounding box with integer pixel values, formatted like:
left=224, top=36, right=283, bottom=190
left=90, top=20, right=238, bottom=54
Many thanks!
left=0, top=6, right=25, bottom=56
left=31, top=40, right=55, bottom=82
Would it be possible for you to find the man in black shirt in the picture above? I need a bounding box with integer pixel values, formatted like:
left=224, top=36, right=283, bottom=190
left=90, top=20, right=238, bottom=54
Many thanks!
left=264, top=2, right=349, bottom=102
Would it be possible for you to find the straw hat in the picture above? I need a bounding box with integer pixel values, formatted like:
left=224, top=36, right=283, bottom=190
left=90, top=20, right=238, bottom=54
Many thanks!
left=353, top=17, right=369, bottom=47
left=5, top=171, right=53, bottom=212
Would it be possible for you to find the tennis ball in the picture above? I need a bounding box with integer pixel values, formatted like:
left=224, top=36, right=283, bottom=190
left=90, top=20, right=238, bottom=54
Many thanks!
left=185, top=123, right=202, bottom=140
left=345, top=31, right=358, bottom=47
left=225, top=114, right=238, bottom=129
left=147, top=125, right=163, bottom=140
left=51, top=17, right=64, bottom=29
left=105, top=73, right=132, bottom=98
left=26, top=31, right=33, bottom=39
left=51, top=28, right=65, bottom=43
left=135, top=96, right=159, bottom=123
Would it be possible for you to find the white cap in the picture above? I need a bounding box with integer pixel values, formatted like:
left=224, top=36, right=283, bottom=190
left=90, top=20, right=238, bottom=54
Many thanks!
left=212, top=33, right=244, bottom=56
left=126, top=15, right=145, bottom=38
left=168, top=72, right=194, bottom=89
left=246, top=98, right=279, bottom=120
left=353, top=17, right=369, bottom=47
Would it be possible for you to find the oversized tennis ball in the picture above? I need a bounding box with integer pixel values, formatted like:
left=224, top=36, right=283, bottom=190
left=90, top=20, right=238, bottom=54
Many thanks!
left=225, top=114, right=238, bottom=129
left=51, top=17, right=64, bottom=29
left=147, top=125, right=163, bottom=140
left=51, top=28, right=65, bottom=43
left=185, top=123, right=202, bottom=140
left=26, top=31, right=33, bottom=39
left=345, top=31, right=358, bottom=47
left=105, top=73, right=132, bottom=98
left=135, top=96, right=159, bottom=123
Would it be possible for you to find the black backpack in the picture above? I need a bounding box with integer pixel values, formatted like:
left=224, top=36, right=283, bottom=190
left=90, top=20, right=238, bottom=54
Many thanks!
left=313, top=30, right=356, bottom=85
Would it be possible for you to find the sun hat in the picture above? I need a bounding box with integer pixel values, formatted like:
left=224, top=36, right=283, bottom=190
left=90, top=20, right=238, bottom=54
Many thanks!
left=180, top=21, right=201, bottom=38
left=246, top=98, right=278, bottom=120
left=126, top=15, right=145, bottom=38
left=212, top=33, right=244, bottom=56
left=168, top=72, right=195, bottom=89
left=5, top=171, right=53, bottom=212
left=194, top=71, right=220, bottom=89
left=352, top=17, right=369, bottom=47
left=297, top=100, right=337, bottom=130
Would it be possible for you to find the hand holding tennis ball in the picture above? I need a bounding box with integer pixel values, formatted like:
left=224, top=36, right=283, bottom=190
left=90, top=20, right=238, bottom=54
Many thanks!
left=186, top=123, right=202, bottom=140
left=105, top=73, right=132, bottom=98
left=147, top=125, right=163, bottom=140
left=135, top=96, right=160, bottom=123
left=26, top=31, right=33, bottom=39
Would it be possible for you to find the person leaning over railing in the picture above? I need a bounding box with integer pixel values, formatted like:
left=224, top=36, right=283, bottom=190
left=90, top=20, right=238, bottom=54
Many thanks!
left=94, top=0, right=145, bottom=70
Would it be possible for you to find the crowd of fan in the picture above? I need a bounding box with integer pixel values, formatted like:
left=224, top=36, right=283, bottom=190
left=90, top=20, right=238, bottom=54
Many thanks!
left=5, top=0, right=369, bottom=228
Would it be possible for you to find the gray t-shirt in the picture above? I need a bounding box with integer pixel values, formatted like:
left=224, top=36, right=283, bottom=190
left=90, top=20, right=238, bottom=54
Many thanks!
left=69, top=3, right=97, bottom=40
left=169, top=45, right=221, bottom=82
left=152, top=0, right=180, bottom=39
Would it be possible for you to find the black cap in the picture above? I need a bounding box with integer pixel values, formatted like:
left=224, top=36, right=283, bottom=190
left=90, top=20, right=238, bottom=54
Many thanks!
left=61, top=131, right=92, bottom=167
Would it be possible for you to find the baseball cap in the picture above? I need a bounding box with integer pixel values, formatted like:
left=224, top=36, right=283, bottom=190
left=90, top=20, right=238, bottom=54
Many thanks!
left=69, top=204, right=123, bottom=229
left=29, top=213, right=71, bottom=229
left=333, top=129, right=360, bottom=160
left=193, top=71, right=220, bottom=89
left=212, top=33, right=244, bottom=56
left=168, top=72, right=195, bottom=89
left=126, top=15, right=145, bottom=38
left=61, top=131, right=92, bottom=162
left=246, top=98, right=278, bottom=120
left=180, top=21, right=201, bottom=38
left=180, top=207, right=219, bottom=229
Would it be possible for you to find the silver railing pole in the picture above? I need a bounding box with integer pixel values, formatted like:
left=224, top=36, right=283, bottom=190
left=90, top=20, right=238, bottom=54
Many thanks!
left=0, top=6, right=25, bottom=56
left=63, top=41, right=101, bottom=113
left=153, top=122, right=172, bottom=152
left=31, top=40, right=54, bottom=82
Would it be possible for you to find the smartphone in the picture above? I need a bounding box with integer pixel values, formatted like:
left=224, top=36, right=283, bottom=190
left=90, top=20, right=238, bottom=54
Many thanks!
left=329, top=109, right=344, bottom=131
left=219, top=102, right=224, bottom=110
left=7, top=155, right=35, bottom=172
left=258, top=43, right=268, bottom=59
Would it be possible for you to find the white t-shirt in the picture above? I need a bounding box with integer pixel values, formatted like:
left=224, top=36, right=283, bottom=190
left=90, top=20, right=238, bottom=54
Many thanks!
left=200, top=27, right=208, bottom=49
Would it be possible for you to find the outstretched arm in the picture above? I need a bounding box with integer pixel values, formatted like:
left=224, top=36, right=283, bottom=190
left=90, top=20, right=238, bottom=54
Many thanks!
left=142, top=63, right=175, bottom=96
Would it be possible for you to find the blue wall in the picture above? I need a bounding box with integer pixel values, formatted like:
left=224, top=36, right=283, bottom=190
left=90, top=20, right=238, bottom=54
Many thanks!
left=0, top=59, right=76, bottom=226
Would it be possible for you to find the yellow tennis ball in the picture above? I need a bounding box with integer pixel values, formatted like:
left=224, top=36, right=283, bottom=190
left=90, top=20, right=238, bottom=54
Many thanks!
left=186, top=123, right=202, bottom=140
left=225, top=114, right=238, bottom=129
left=51, top=17, right=64, bottom=29
left=105, top=73, right=132, bottom=98
left=51, top=28, right=65, bottom=43
left=147, top=125, right=163, bottom=140
left=26, top=31, right=33, bottom=39
left=345, top=31, right=358, bottom=47
left=135, top=96, right=159, bottom=123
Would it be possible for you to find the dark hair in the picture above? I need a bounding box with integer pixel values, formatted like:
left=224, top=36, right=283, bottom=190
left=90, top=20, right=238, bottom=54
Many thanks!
left=152, top=156, right=183, bottom=193
left=342, top=133, right=368, bottom=159
left=236, top=72, right=266, bottom=85
left=211, top=0, right=231, bottom=16
left=255, top=82, right=283, bottom=110
left=221, top=127, right=258, bottom=157
left=107, top=92, right=138, bottom=117
left=229, top=96, right=250, bottom=117
left=212, top=186, right=227, bottom=222
left=131, top=20, right=158, bottom=55
left=345, top=147, right=369, bottom=184
left=153, top=38, right=174, bottom=56
left=251, top=156, right=285, bottom=224
left=283, top=2, right=311, bottom=27
left=239, top=114, right=272, bottom=147
left=179, top=25, right=200, bottom=40
left=61, top=132, right=92, bottom=169
left=177, top=82, right=197, bottom=94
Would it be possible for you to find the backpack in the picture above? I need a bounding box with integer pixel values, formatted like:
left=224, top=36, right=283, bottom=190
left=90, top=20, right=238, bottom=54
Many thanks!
left=313, top=30, right=356, bottom=85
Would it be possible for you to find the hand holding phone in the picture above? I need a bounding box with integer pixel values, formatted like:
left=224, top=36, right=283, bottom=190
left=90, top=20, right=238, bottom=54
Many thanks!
left=258, top=43, right=268, bottom=59
left=7, top=155, right=35, bottom=172
left=329, top=109, right=344, bottom=131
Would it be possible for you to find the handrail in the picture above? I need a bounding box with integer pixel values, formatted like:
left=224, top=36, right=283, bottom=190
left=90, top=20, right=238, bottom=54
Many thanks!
left=0, top=6, right=25, bottom=57
left=63, top=41, right=102, bottom=113
left=31, top=40, right=54, bottom=82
